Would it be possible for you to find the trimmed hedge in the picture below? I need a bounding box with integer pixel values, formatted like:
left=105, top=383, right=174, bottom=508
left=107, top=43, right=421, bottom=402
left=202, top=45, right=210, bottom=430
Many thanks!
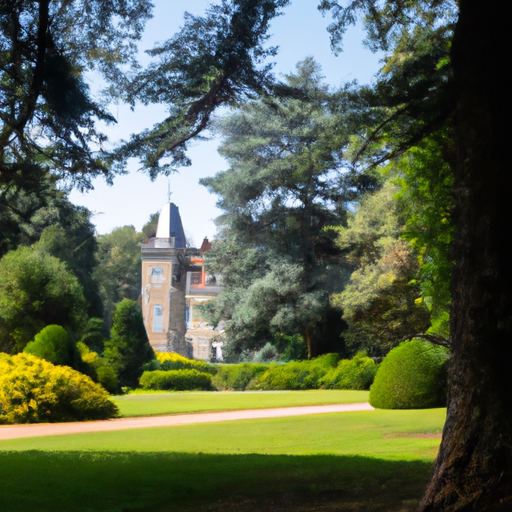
left=139, top=369, right=213, bottom=391
left=212, top=363, right=270, bottom=391
left=320, top=352, right=378, bottom=390
left=369, top=340, right=449, bottom=409
left=0, top=353, right=119, bottom=423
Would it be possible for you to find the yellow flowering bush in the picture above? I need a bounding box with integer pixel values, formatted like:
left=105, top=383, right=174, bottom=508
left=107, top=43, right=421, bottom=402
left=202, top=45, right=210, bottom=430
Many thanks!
left=155, top=351, right=195, bottom=364
left=154, top=351, right=213, bottom=373
left=0, top=353, right=118, bottom=424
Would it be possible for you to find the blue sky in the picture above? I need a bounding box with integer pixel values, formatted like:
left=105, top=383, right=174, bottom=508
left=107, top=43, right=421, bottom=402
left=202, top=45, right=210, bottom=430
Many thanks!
left=70, top=1, right=382, bottom=247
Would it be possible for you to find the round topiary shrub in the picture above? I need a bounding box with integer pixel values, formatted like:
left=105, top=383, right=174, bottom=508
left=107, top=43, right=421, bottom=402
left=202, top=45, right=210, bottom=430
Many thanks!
left=24, top=325, right=74, bottom=366
left=369, top=340, right=449, bottom=409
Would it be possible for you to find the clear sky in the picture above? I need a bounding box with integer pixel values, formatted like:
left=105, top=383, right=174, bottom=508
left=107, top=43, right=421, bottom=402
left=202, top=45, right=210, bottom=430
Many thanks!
left=69, top=1, right=382, bottom=247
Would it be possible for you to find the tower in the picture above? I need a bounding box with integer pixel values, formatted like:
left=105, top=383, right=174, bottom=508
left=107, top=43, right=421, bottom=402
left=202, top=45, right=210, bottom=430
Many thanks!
left=140, top=202, right=189, bottom=355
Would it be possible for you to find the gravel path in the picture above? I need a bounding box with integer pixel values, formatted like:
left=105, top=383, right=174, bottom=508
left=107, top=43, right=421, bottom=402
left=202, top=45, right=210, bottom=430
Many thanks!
left=0, top=402, right=374, bottom=441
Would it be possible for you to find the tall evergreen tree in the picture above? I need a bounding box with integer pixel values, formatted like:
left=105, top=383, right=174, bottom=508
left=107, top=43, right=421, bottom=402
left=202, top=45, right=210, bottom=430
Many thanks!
left=201, top=59, right=355, bottom=357
left=103, top=299, right=154, bottom=389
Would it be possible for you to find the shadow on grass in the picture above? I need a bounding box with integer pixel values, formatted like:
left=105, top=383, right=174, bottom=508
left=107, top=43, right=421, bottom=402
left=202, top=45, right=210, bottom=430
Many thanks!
left=0, top=451, right=432, bottom=512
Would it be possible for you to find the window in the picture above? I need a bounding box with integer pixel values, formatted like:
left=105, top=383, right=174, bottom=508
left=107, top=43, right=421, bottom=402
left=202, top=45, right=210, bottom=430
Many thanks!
left=190, top=272, right=201, bottom=285
left=151, top=267, right=164, bottom=284
left=153, top=305, right=163, bottom=332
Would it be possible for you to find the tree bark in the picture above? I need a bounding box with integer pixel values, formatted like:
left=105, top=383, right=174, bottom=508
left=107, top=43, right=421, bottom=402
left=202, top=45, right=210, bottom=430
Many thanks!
left=420, top=1, right=512, bottom=510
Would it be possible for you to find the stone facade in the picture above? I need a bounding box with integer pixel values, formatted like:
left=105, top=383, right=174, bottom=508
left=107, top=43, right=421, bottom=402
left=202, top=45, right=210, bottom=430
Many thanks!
left=141, top=203, right=222, bottom=359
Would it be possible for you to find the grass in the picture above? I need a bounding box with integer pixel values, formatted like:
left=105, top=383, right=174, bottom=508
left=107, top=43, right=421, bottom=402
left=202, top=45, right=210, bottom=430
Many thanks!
left=0, top=408, right=445, bottom=511
left=113, top=389, right=370, bottom=417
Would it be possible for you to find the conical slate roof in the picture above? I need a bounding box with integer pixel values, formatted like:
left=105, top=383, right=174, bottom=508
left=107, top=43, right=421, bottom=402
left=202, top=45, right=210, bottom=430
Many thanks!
left=155, top=203, right=187, bottom=248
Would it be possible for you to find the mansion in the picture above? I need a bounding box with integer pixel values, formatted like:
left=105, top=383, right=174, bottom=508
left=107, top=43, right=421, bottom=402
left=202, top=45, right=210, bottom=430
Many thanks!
left=140, top=202, right=222, bottom=360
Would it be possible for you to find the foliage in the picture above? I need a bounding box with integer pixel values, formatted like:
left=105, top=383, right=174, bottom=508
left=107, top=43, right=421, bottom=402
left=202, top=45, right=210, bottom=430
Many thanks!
left=95, top=366, right=119, bottom=395
left=139, top=369, right=213, bottom=391
left=76, top=342, right=118, bottom=394
left=24, top=325, right=75, bottom=367
left=0, top=181, right=103, bottom=317
left=145, top=351, right=214, bottom=374
left=94, top=226, right=146, bottom=330
left=79, top=317, right=106, bottom=354
left=273, top=333, right=308, bottom=361
left=332, top=182, right=430, bottom=356
left=319, top=352, right=378, bottom=390
left=37, top=224, right=102, bottom=318
left=201, top=59, right=355, bottom=357
left=253, top=342, right=280, bottom=362
left=116, top=0, right=290, bottom=177
left=0, top=0, right=152, bottom=205
left=254, top=363, right=322, bottom=390
left=390, top=134, right=454, bottom=339
left=319, top=0, right=457, bottom=164
left=312, top=353, right=341, bottom=368
left=103, top=300, right=154, bottom=389
left=0, top=353, right=118, bottom=423
left=0, top=245, right=87, bottom=352
left=141, top=212, right=160, bottom=240
left=254, top=354, right=340, bottom=390
left=369, top=340, right=449, bottom=409
left=211, top=363, right=270, bottom=391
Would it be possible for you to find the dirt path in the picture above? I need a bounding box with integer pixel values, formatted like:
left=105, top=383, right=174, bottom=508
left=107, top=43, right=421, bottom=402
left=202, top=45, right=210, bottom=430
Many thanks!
left=0, top=402, right=374, bottom=441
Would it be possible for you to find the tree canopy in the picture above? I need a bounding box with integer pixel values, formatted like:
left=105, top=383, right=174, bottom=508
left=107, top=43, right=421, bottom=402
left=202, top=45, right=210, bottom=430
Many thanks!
left=0, top=245, right=87, bottom=352
left=0, top=0, right=152, bottom=197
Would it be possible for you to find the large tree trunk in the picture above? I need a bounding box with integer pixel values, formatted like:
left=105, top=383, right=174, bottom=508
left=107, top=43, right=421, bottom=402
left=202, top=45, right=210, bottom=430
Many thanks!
left=420, top=2, right=512, bottom=510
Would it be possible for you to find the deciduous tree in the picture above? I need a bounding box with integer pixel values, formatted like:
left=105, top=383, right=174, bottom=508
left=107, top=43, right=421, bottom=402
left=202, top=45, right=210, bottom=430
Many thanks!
left=94, top=226, right=145, bottom=330
left=0, top=246, right=87, bottom=352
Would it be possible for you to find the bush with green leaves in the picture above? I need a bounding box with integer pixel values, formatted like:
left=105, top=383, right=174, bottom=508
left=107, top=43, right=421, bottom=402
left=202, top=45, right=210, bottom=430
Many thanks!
left=0, top=353, right=118, bottom=423
left=212, top=363, right=270, bottom=391
left=253, top=342, right=279, bottom=363
left=77, top=342, right=118, bottom=394
left=274, top=333, right=308, bottom=361
left=0, top=246, right=87, bottom=352
left=369, top=340, right=449, bottom=409
left=139, top=369, right=213, bottom=391
left=320, top=352, right=378, bottom=390
left=24, top=325, right=75, bottom=367
left=254, top=354, right=340, bottom=390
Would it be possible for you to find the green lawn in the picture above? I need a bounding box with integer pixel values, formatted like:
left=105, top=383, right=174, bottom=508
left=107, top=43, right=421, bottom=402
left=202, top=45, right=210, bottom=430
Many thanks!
left=0, top=408, right=445, bottom=512
left=113, top=389, right=370, bottom=417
